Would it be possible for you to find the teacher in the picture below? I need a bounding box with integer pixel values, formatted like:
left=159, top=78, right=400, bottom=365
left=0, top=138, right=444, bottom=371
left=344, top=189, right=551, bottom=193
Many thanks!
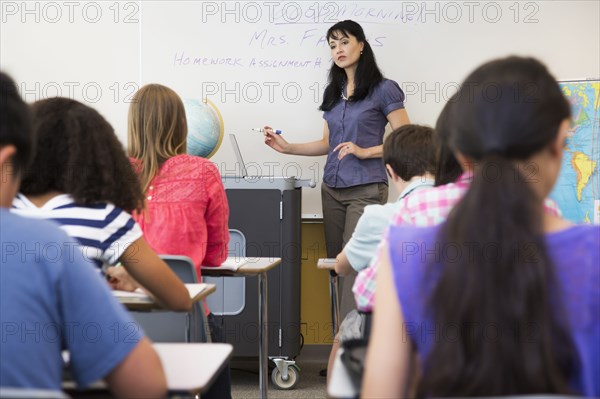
left=264, top=20, right=410, bottom=319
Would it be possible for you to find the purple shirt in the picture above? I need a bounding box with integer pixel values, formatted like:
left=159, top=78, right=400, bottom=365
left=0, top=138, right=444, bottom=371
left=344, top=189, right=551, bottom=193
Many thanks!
left=389, top=223, right=600, bottom=396
left=323, top=79, right=405, bottom=188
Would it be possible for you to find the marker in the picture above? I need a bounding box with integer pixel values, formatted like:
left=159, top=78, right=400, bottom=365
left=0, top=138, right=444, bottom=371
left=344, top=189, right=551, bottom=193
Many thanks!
left=252, top=128, right=282, bottom=134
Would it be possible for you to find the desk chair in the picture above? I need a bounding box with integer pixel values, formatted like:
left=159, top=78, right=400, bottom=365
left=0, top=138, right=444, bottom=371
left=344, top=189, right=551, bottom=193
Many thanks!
left=204, top=229, right=246, bottom=316
left=131, top=255, right=209, bottom=342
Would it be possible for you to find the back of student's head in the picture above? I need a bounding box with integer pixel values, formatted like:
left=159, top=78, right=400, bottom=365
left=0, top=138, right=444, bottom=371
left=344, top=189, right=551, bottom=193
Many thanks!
left=383, top=124, right=437, bottom=181
left=20, top=97, right=144, bottom=212
left=433, top=97, right=463, bottom=186
left=128, top=84, right=187, bottom=193
left=420, top=56, right=577, bottom=396
left=0, top=72, right=33, bottom=176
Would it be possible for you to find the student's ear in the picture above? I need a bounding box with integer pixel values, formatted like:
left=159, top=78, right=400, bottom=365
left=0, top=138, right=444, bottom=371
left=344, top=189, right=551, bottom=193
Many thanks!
left=549, top=119, right=570, bottom=158
left=385, top=164, right=398, bottom=181
left=454, top=152, right=473, bottom=174
left=0, top=145, right=17, bottom=177
left=0, top=145, right=19, bottom=207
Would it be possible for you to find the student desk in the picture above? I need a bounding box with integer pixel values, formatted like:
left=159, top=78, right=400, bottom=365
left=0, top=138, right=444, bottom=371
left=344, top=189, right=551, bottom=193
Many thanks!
left=113, top=283, right=216, bottom=311
left=114, top=283, right=216, bottom=342
left=317, top=258, right=341, bottom=337
left=63, top=343, right=233, bottom=397
left=202, top=257, right=281, bottom=399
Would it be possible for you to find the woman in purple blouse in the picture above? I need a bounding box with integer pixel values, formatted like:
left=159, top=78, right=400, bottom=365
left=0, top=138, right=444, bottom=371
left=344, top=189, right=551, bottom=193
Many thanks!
left=363, top=56, right=600, bottom=397
left=264, top=20, right=410, bottom=318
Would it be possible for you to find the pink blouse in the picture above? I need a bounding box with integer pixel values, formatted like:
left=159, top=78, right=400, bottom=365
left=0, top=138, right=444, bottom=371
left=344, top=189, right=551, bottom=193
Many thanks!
left=131, top=155, right=229, bottom=279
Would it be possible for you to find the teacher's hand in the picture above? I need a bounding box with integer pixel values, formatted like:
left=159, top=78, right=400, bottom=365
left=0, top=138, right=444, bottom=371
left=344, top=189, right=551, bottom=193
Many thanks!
left=334, top=142, right=365, bottom=160
left=263, top=125, right=289, bottom=154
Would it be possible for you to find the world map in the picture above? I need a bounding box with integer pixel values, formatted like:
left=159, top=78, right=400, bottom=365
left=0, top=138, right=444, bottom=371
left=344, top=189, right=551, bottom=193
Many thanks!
left=550, top=80, right=599, bottom=224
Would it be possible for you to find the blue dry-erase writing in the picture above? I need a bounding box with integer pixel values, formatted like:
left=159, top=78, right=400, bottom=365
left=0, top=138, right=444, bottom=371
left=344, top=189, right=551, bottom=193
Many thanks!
left=252, top=128, right=282, bottom=134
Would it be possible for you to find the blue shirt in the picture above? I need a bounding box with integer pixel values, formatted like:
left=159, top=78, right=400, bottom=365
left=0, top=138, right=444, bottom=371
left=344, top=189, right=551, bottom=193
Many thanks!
left=345, top=178, right=434, bottom=271
left=0, top=209, right=143, bottom=390
left=390, top=223, right=600, bottom=396
left=323, top=79, right=405, bottom=188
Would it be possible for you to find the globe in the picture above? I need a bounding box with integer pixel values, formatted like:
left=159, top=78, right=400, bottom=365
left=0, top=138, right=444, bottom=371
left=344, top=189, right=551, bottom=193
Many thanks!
left=183, top=98, right=224, bottom=159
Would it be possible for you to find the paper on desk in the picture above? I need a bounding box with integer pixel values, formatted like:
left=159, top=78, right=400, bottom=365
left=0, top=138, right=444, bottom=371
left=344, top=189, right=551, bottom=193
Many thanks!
left=217, top=256, right=250, bottom=271
left=317, top=258, right=337, bottom=267
left=113, top=284, right=208, bottom=303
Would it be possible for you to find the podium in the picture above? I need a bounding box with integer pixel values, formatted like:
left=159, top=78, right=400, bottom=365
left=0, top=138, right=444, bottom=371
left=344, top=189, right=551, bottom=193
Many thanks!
left=209, top=176, right=312, bottom=361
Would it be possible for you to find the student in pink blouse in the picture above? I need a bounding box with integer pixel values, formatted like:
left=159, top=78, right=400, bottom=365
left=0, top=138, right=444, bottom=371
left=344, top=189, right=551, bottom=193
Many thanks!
left=127, top=84, right=229, bottom=276
left=127, top=83, right=231, bottom=399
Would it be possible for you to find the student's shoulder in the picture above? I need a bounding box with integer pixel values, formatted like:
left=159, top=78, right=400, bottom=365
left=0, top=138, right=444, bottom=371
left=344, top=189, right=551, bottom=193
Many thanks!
left=356, top=202, right=397, bottom=232
left=387, top=222, right=439, bottom=246
left=361, top=203, right=396, bottom=220
left=165, top=154, right=219, bottom=173
left=2, top=208, right=75, bottom=244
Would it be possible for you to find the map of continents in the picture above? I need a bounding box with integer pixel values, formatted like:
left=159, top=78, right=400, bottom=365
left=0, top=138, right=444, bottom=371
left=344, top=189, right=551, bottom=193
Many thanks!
left=550, top=80, right=599, bottom=224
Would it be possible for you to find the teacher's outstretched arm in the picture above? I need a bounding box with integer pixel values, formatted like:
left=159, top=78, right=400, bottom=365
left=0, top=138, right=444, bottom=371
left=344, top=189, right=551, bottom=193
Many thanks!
left=263, top=122, right=330, bottom=156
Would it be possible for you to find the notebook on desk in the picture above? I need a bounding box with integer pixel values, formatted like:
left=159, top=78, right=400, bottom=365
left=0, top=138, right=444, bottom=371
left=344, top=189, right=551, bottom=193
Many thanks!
left=214, top=256, right=249, bottom=272
left=113, top=283, right=210, bottom=304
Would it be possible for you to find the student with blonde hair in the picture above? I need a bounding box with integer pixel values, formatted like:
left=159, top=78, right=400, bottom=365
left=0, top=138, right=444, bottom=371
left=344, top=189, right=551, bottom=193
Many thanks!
left=128, top=83, right=231, bottom=399
left=127, top=84, right=229, bottom=275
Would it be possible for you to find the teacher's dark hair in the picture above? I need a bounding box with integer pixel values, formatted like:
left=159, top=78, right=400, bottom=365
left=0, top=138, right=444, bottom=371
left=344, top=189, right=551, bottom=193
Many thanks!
left=20, top=98, right=144, bottom=213
left=419, top=57, right=578, bottom=396
left=319, top=20, right=383, bottom=111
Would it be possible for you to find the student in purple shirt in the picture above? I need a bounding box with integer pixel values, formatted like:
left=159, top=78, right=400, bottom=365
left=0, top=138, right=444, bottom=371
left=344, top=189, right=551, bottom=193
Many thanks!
left=263, top=20, right=410, bottom=320
left=363, top=56, right=600, bottom=397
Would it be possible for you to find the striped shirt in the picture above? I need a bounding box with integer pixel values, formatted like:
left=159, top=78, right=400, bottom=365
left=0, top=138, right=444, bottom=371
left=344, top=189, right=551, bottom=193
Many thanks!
left=352, top=173, right=563, bottom=311
left=12, top=194, right=142, bottom=268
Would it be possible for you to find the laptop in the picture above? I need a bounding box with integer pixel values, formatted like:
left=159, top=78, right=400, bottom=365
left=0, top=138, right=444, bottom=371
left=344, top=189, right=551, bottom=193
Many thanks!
left=228, top=133, right=316, bottom=187
left=229, top=134, right=250, bottom=178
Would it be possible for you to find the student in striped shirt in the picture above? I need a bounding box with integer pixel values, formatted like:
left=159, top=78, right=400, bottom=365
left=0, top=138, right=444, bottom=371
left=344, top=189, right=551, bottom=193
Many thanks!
left=12, top=97, right=191, bottom=312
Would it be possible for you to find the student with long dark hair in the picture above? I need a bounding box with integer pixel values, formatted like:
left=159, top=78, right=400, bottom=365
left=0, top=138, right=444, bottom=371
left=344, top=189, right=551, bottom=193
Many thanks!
left=362, top=56, right=599, bottom=397
left=264, top=20, right=410, bottom=319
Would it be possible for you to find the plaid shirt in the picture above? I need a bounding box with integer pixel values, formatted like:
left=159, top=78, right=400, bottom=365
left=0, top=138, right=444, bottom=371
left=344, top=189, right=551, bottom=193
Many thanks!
left=352, top=172, right=562, bottom=312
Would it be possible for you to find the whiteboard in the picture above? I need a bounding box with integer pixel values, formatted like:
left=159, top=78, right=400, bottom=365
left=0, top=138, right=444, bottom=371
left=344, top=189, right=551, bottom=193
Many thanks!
left=2, top=1, right=599, bottom=217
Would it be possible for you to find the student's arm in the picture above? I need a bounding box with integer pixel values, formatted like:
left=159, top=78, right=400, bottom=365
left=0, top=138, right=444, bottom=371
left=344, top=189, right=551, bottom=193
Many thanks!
left=334, top=250, right=355, bottom=276
left=203, top=162, right=230, bottom=266
left=361, top=242, right=412, bottom=398
left=104, top=337, right=166, bottom=399
left=117, top=237, right=192, bottom=311
left=263, top=122, right=330, bottom=156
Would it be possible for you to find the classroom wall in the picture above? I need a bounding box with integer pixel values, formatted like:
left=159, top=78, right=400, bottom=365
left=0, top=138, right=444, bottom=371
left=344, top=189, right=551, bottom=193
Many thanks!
left=2, top=1, right=598, bottom=216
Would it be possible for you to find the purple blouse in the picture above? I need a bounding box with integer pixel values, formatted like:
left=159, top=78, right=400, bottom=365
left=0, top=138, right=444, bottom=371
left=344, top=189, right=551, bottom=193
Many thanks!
left=322, top=79, right=405, bottom=188
left=389, top=224, right=600, bottom=396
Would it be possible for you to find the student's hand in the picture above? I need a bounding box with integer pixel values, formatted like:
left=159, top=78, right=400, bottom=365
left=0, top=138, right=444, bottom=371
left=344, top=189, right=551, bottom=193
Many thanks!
left=334, top=141, right=366, bottom=160
left=263, top=125, right=289, bottom=153
left=105, top=266, right=139, bottom=292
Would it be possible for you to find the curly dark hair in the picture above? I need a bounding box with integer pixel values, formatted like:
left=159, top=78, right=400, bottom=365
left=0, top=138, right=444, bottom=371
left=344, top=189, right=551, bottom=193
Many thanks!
left=20, top=97, right=144, bottom=213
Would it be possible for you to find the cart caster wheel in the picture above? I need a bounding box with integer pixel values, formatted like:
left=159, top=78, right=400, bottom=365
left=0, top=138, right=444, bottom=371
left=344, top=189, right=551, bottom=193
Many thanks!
left=271, top=365, right=299, bottom=389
